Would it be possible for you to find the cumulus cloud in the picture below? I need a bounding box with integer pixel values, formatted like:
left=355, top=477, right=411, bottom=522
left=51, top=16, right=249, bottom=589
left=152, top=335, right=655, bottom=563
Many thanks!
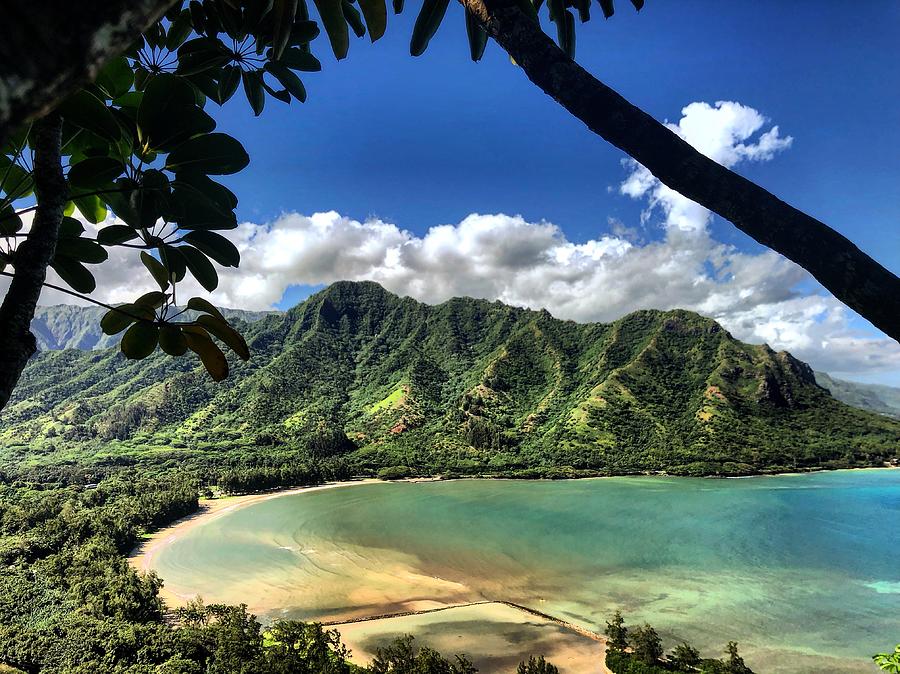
left=620, top=100, right=793, bottom=233
left=5, top=100, right=897, bottom=379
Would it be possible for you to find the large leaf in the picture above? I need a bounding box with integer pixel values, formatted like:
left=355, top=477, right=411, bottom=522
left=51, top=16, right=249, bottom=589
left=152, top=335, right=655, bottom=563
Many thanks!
left=138, top=74, right=214, bottom=150
left=358, top=0, right=387, bottom=41
left=242, top=70, right=266, bottom=116
left=50, top=258, right=96, bottom=293
left=96, top=225, right=138, bottom=246
left=159, top=324, right=189, bottom=356
left=179, top=245, right=219, bottom=291
left=68, top=157, right=124, bottom=189
left=410, top=0, right=450, bottom=56
left=313, top=0, right=350, bottom=59
left=182, top=230, right=240, bottom=267
left=465, top=9, right=488, bottom=62
left=164, top=133, right=250, bottom=175
left=95, top=57, right=134, bottom=99
left=342, top=1, right=366, bottom=38
left=141, top=251, right=171, bottom=290
left=198, top=314, right=250, bottom=360
left=166, top=9, right=195, bottom=50
left=55, top=238, right=109, bottom=265
left=121, top=321, right=159, bottom=359
left=56, top=90, right=122, bottom=141
left=272, top=0, right=299, bottom=59
left=278, top=48, right=322, bottom=71
left=100, top=303, right=154, bottom=335
left=186, top=296, right=225, bottom=321
left=176, top=37, right=232, bottom=76
left=183, top=326, right=229, bottom=380
left=265, top=63, right=307, bottom=102
left=72, top=194, right=107, bottom=224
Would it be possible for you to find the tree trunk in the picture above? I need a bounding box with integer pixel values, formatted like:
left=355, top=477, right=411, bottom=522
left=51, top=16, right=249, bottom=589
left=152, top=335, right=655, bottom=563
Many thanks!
left=0, top=0, right=176, bottom=145
left=0, top=114, right=66, bottom=411
left=461, top=0, right=900, bottom=344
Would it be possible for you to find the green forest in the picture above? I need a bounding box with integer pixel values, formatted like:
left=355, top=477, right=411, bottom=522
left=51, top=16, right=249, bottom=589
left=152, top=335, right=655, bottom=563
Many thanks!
left=2, top=282, right=898, bottom=485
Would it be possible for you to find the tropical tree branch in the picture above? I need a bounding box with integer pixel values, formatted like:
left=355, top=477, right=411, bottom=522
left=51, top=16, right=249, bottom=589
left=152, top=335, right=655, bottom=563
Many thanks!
left=0, top=114, right=66, bottom=411
left=462, top=0, right=900, bottom=344
left=0, top=0, right=177, bottom=145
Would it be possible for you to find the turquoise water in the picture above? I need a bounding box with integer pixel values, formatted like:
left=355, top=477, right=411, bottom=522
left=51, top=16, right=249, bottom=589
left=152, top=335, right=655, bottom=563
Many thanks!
left=153, top=471, right=900, bottom=672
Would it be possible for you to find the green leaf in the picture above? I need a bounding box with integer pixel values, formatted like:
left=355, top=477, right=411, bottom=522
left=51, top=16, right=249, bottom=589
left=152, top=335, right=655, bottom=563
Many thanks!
left=100, top=304, right=154, bottom=335
left=265, top=63, right=307, bottom=102
left=95, top=57, right=134, bottom=99
left=0, top=156, right=34, bottom=200
left=103, top=177, right=141, bottom=228
left=72, top=194, right=107, bottom=224
left=278, top=48, right=322, bottom=71
left=121, top=321, right=159, bottom=359
left=164, top=133, right=250, bottom=175
left=51, top=258, right=96, bottom=293
left=176, top=172, right=238, bottom=211
left=68, top=157, right=125, bottom=189
left=630, top=0, right=644, bottom=10
left=134, top=291, right=169, bottom=309
left=242, top=70, right=266, bottom=116
left=182, top=230, right=240, bottom=267
left=598, top=0, right=614, bottom=18
left=561, top=8, right=575, bottom=57
left=465, top=9, right=488, bottom=62
left=56, top=90, right=121, bottom=141
left=54, top=238, right=109, bottom=265
left=186, top=296, right=226, bottom=321
left=358, top=0, right=387, bottom=41
left=0, top=204, right=23, bottom=236
left=272, top=0, right=299, bottom=59
left=179, top=245, right=219, bottom=290
left=289, top=20, right=320, bottom=44
left=141, top=250, right=171, bottom=290
left=198, top=314, right=250, bottom=360
left=138, top=74, right=214, bottom=151
left=159, top=325, right=189, bottom=356
left=97, top=225, right=138, bottom=245
left=410, top=0, right=450, bottom=56
left=219, top=65, right=242, bottom=103
left=166, top=183, right=237, bottom=230
left=342, top=1, right=367, bottom=38
left=58, top=216, right=84, bottom=239
left=166, top=9, right=194, bottom=50
left=313, top=0, right=350, bottom=59
left=176, top=37, right=231, bottom=76
left=183, top=325, right=229, bottom=380
left=189, top=0, right=206, bottom=33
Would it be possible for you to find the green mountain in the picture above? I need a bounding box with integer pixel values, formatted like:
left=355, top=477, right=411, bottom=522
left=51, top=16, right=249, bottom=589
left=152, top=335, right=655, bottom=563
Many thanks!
left=814, top=371, right=900, bottom=419
left=30, top=304, right=275, bottom=351
left=2, top=281, right=898, bottom=476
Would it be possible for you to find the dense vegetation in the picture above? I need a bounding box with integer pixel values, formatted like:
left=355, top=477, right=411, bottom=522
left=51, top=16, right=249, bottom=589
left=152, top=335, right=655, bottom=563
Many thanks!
left=0, top=470, right=559, bottom=673
left=3, top=282, right=898, bottom=481
left=603, top=611, right=753, bottom=674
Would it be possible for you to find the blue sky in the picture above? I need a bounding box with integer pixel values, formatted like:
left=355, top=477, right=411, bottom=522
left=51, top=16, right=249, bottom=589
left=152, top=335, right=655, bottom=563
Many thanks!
left=212, top=0, right=899, bottom=267
left=30, top=2, right=900, bottom=382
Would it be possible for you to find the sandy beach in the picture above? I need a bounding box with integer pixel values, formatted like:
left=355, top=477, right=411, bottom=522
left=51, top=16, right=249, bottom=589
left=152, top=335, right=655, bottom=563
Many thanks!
left=129, top=477, right=611, bottom=672
left=128, top=478, right=387, bottom=606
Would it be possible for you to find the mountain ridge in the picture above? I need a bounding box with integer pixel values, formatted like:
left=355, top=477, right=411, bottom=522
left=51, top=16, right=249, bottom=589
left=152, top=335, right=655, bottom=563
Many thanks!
left=3, top=281, right=898, bottom=476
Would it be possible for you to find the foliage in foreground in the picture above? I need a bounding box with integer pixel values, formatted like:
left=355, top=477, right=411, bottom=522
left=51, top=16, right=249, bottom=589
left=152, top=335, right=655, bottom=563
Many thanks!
left=603, top=611, right=753, bottom=674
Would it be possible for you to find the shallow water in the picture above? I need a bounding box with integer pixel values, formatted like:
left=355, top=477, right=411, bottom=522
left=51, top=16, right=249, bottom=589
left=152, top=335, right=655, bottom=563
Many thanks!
left=153, top=470, right=900, bottom=672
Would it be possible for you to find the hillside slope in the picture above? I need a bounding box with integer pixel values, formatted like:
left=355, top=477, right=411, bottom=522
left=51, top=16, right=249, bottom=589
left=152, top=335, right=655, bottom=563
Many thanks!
left=814, top=371, right=900, bottom=419
left=30, top=304, right=275, bottom=351
left=2, top=282, right=897, bottom=475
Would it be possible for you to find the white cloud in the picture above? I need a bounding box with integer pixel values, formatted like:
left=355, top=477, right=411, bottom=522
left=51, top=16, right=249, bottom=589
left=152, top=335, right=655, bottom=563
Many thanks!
left=4, top=100, right=897, bottom=380
left=620, top=100, right=793, bottom=233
